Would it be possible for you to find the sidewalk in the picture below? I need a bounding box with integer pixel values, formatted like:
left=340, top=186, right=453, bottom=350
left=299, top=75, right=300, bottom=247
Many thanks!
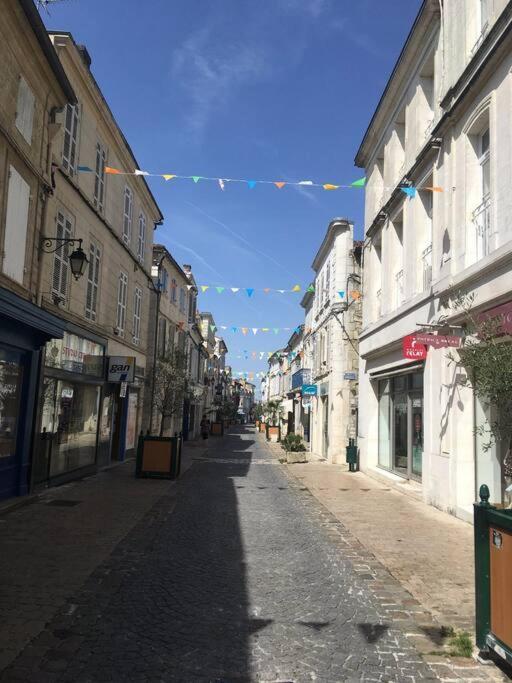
left=0, top=440, right=206, bottom=673
left=264, top=435, right=510, bottom=681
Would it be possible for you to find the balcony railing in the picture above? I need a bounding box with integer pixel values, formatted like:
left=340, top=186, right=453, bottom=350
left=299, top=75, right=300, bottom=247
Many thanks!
left=422, top=244, right=432, bottom=290
left=472, top=197, right=492, bottom=261
left=395, top=269, right=404, bottom=309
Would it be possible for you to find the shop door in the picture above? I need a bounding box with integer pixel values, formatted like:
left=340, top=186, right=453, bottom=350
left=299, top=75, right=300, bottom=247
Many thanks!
left=410, top=392, right=423, bottom=478
left=0, top=348, right=25, bottom=499
left=393, top=392, right=408, bottom=476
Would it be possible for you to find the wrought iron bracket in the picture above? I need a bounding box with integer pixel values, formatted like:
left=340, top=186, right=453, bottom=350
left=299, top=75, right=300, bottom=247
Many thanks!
left=40, top=236, right=83, bottom=254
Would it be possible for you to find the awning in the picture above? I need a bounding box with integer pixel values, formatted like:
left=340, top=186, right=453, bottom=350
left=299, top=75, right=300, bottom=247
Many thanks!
left=369, top=361, right=424, bottom=380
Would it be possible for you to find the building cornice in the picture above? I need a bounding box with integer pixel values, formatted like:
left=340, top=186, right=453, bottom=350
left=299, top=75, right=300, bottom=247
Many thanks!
left=311, top=218, right=352, bottom=272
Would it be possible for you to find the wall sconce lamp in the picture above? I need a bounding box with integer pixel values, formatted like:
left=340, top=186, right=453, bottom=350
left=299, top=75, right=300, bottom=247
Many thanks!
left=41, top=236, right=88, bottom=281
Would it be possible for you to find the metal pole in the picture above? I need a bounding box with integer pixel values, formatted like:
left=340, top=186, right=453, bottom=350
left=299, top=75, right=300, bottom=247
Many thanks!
left=474, top=484, right=492, bottom=652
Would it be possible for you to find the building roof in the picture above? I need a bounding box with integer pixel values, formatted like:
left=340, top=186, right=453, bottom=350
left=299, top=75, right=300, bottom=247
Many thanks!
left=354, top=1, right=438, bottom=168
left=48, top=30, right=164, bottom=223
left=311, top=218, right=353, bottom=272
left=19, top=0, right=76, bottom=103
left=153, top=244, right=191, bottom=284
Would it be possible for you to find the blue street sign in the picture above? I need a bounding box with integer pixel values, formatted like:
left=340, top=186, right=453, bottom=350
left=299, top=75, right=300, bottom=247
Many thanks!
left=302, top=384, right=317, bottom=396
left=344, top=372, right=358, bottom=381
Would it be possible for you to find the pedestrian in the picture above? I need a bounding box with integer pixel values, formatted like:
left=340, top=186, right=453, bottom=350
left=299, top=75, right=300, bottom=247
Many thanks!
left=200, top=416, right=209, bottom=440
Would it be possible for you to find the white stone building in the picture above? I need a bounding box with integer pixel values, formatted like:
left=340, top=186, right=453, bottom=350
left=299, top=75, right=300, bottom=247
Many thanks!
left=301, top=219, right=362, bottom=463
left=356, top=0, right=512, bottom=520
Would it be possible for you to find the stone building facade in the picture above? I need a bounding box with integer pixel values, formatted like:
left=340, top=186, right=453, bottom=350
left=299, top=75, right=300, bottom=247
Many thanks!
left=356, top=0, right=512, bottom=520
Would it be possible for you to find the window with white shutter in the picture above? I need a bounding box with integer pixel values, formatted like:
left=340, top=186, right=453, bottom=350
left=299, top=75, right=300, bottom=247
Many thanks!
left=93, top=142, right=106, bottom=211
left=3, top=166, right=30, bottom=284
left=122, top=186, right=133, bottom=244
left=62, top=104, right=80, bottom=175
left=132, top=287, right=142, bottom=344
left=52, top=211, right=73, bottom=299
left=15, top=77, right=35, bottom=144
left=85, top=242, right=101, bottom=321
left=116, top=271, right=128, bottom=335
left=137, top=213, right=146, bottom=262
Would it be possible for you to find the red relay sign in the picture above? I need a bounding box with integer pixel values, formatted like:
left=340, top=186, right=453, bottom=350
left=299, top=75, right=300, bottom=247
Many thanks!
left=402, top=335, right=428, bottom=360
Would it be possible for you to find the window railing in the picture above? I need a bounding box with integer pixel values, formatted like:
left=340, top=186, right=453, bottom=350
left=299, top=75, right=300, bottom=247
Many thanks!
left=471, top=22, right=489, bottom=56
left=395, top=269, right=404, bottom=308
left=422, top=244, right=433, bottom=290
left=472, top=197, right=492, bottom=261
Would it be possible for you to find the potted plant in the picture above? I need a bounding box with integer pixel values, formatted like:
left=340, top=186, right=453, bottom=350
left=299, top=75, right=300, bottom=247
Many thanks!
left=281, top=433, right=307, bottom=463
left=265, top=400, right=282, bottom=442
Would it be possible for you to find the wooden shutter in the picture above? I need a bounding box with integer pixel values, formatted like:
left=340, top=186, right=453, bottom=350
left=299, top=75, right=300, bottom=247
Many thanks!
left=85, top=243, right=101, bottom=320
left=15, top=77, right=35, bottom=144
left=3, top=166, right=30, bottom=283
left=133, top=287, right=142, bottom=343
left=94, top=143, right=106, bottom=210
left=62, top=104, right=79, bottom=174
left=52, top=212, right=72, bottom=298
left=137, top=213, right=146, bottom=262
left=116, top=272, right=128, bottom=333
left=123, top=187, right=133, bottom=244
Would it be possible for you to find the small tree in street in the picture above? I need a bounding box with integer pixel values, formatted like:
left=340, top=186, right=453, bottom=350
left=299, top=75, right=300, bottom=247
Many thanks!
left=265, top=400, right=283, bottom=426
left=152, top=348, right=190, bottom=437
left=448, top=292, right=512, bottom=452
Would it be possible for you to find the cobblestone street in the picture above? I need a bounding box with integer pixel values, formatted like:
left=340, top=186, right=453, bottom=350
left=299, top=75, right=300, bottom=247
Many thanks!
left=0, top=428, right=441, bottom=682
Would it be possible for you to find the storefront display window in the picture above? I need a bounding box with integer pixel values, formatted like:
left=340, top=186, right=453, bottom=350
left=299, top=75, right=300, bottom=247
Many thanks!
left=377, top=370, right=424, bottom=481
left=45, top=332, right=104, bottom=377
left=40, top=379, right=100, bottom=477
left=475, top=396, right=511, bottom=506
left=0, top=350, right=22, bottom=459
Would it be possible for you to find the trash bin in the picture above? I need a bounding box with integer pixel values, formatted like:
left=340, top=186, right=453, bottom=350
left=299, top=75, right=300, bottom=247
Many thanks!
left=474, top=484, right=512, bottom=665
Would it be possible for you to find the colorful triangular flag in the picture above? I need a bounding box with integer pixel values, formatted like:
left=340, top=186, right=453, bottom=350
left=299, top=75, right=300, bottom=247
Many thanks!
left=246, top=288, right=254, bottom=298
left=351, top=177, right=366, bottom=187
left=247, top=180, right=256, bottom=189
left=337, top=290, right=345, bottom=299
left=241, top=328, right=248, bottom=335
left=307, top=284, right=315, bottom=293
left=292, top=284, right=301, bottom=292
left=252, top=328, right=258, bottom=335
left=215, top=286, right=225, bottom=294
left=105, top=166, right=122, bottom=175
left=298, top=180, right=313, bottom=186
left=218, top=179, right=225, bottom=191
left=231, top=287, right=239, bottom=293
left=134, top=169, right=149, bottom=176
left=163, top=174, right=176, bottom=181
left=231, top=326, right=238, bottom=333
left=274, top=182, right=286, bottom=189
left=323, top=184, right=339, bottom=190
left=210, top=324, right=217, bottom=333
left=263, top=288, right=271, bottom=294
left=192, top=176, right=201, bottom=183
left=273, top=328, right=279, bottom=334
left=400, top=186, right=416, bottom=198
left=201, top=285, right=209, bottom=293
left=77, top=166, right=93, bottom=173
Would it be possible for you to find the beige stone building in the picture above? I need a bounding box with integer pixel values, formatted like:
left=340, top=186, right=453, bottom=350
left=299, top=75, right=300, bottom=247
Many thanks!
left=0, top=0, right=75, bottom=500
left=32, top=31, right=163, bottom=488
left=145, top=244, right=206, bottom=440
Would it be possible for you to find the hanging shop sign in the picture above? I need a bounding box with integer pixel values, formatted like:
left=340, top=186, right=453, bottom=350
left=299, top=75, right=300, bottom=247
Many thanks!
left=414, top=332, right=461, bottom=349
left=302, top=384, right=318, bottom=396
left=107, top=356, right=136, bottom=383
left=402, top=335, right=428, bottom=360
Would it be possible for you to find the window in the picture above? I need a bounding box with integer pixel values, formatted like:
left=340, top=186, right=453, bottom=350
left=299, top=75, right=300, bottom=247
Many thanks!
left=3, top=166, right=29, bottom=284
left=188, top=291, right=197, bottom=324
left=171, top=278, right=177, bottom=303
left=85, top=242, right=101, bottom=321
left=93, top=142, right=106, bottom=211
left=161, top=268, right=169, bottom=292
left=157, top=318, right=167, bottom=358
left=116, top=271, right=128, bottom=335
left=133, top=287, right=142, bottom=345
left=325, top=261, right=331, bottom=301
left=137, top=213, right=146, bottom=262
left=479, top=127, right=490, bottom=201
left=52, top=211, right=73, bottom=299
left=62, top=104, right=80, bottom=175
left=15, top=77, right=35, bottom=144
left=122, top=186, right=133, bottom=244
left=179, top=287, right=186, bottom=313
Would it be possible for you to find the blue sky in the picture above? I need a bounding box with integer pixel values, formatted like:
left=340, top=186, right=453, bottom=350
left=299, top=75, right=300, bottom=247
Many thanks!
left=43, top=0, right=421, bottom=382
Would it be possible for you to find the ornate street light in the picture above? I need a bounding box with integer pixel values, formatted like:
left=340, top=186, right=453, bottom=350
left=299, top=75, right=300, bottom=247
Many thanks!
left=41, top=236, right=88, bottom=281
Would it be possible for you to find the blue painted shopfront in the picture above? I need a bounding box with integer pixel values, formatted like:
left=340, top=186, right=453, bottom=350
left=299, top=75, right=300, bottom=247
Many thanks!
left=0, top=287, right=66, bottom=501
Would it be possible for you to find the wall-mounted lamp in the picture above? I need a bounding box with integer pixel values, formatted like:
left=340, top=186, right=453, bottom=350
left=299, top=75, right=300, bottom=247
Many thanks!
left=41, top=236, right=88, bottom=281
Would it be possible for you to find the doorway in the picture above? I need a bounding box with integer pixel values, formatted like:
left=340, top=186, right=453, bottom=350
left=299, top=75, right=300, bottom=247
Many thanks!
left=322, top=396, right=329, bottom=458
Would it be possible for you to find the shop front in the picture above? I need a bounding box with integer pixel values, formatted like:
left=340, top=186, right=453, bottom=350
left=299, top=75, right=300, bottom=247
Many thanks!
left=32, top=328, right=106, bottom=488
left=374, top=364, right=424, bottom=481
left=0, top=287, right=66, bottom=501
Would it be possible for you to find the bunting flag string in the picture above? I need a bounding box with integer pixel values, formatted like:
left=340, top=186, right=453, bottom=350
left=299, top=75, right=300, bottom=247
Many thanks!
left=75, top=166, right=445, bottom=195
left=192, top=284, right=306, bottom=295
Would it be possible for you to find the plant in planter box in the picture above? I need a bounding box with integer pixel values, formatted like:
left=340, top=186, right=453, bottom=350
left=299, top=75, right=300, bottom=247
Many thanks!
left=281, top=434, right=306, bottom=453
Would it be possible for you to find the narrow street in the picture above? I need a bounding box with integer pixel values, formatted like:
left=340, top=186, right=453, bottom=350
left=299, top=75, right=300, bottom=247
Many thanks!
left=0, top=428, right=438, bottom=683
